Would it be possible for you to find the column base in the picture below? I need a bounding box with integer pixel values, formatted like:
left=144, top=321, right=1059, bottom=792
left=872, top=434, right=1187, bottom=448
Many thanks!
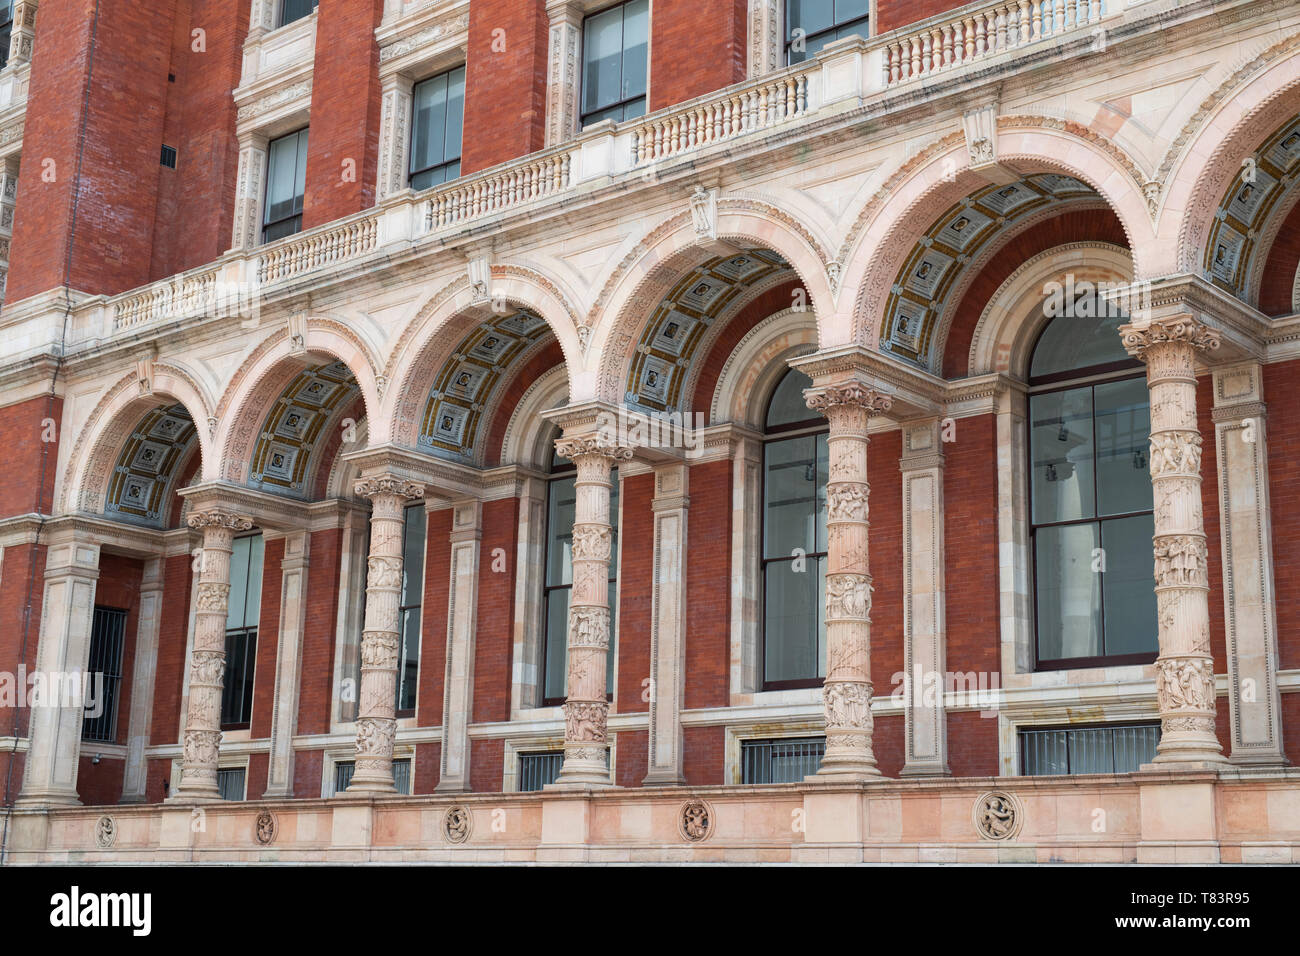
left=1140, top=760, right=1227, bottom=774
left=434, top=780, right=470, bottom=794
left=548, top=772, right=615, bottom=789
left=165, top=786, right=221, bottom=804
left=641, top=770, right=687, bottom=787
left=899, top=762, right=951, bottom=777
left=346, top=780, right=398, bottom=795
left=13, top=792, right=82, bottom=809
left=1228, top=752, right=1291, bottom=768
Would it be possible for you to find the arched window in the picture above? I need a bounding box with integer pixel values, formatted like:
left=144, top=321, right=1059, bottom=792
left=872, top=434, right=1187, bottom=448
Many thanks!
left=761, top=367, right=827, bottom=689
left=541, top=442, right=619, bottom=705
left=1028, top=296, right=1157, bottom=668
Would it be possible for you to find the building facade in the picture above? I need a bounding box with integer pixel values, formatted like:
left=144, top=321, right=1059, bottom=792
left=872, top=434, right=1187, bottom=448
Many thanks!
left=1, top=0, right=1300, bottom=863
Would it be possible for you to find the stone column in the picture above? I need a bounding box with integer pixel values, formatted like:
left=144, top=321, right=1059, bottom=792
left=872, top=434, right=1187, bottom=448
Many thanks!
left=437, top=500, right=482, bottom=793
left=377, top=74, right=415, bottom=201
left=230, top=134, right=269, bottom=252
left=16, top=536, right=100, bottom=807
left=348, top=474, right=425, bottom=793
left=7, top=1, right=38, bottom=68
left=552, top=437, right=631, bottom=787
left=1119, top=315, right=1228, bottom=768
left=264, top=531, right=310, bottom=798
left=747, top=0, right=782, bottom=78
left=644, top=463, right=689, bottom=786
left=0, top=157, right=16, bottom=303
left=121, top=557, right=164, bottom=803
left=544, top=0, right=583, bottom=146
left=806, top=382, right=892, bottom=780
left=899, top=419, right=950, bottom=776
left=171, top=509, right=253, bottom=802
left=1210, top=363, right=1286, bottom=765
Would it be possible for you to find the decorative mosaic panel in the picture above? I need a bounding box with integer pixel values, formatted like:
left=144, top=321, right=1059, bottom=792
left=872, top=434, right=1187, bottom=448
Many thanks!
left=626, top=248, right=790, bottom=413
left=1204, top=115, right=1300, bottom=298
left=881, top=174, right=1098, bottom=369
left=249, top=361, right=360, bottom=496
left=104, top=404, right=198, bottom=526
left=419, top=310, right=552, bottom=461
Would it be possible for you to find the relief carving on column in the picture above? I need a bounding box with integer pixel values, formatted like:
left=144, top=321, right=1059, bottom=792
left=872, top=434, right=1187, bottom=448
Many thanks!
left=360, top=630, right=400, bottom=669
left=824, top=681, right=874, bottom=730
left=354, top=475, right=426, bottom=502
left=194, top=582, right=231, bottom=612
left=1153, top=535, right=1209, bottom=588
left=1149, top=431, right=1203, bottom=477
left=826, top=484, right=869, bottom=521
left=183, top=729, right=220, bottom=769
left=825, top=573, right=872, bottom=619
left=564, top=701, right=608, bottom=742
left=355, top=717, right=396, bottom=756
left=571, top=524, right=613, bottom=561
left=366, top=554, right=403, bottom=590
left=1155, top=657, right=1216, bottom=713
left=569, top=606, right=611, bottom=649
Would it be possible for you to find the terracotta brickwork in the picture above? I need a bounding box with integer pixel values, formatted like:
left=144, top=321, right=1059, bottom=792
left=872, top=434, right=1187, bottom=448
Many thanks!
left=649, top=0, right=747, bottom=112
left=460, top=0, right=549, bottom=175
left=0, top=397, right=62, bottom=519
left=471, top=496, right=520, bottom=723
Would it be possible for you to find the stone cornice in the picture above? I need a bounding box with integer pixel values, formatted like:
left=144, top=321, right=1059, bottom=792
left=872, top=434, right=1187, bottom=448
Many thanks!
left=1140, top=274, right=1267, bottom=362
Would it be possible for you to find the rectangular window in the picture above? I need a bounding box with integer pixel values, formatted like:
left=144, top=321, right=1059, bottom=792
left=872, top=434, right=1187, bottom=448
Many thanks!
left=741, top=737, right=825, bottom=783
left=581, top=0, right=648, bottom=128
left=0, top=1, right=13, bottom=72
left=262, top=128, right=309, bottom=243
left=333, top=759, right=410, bottom=795
left=216, top=767, right=247, bottom=801
left=279, top=0, right=318, bottom=28
left=410, top=67, right=465, bottom=191
left=541, top=471, right=619, bottom=706
left=221, top=534, right=264, bottom=729
left=1020, top=723, right=1160, bottom=775
left=518, top=751, right=565, bottom=792
left=397, top=504, right=426, bottom=715
left=786, top=0, right=870, bottom=64
left=82, top=607, right=127, bottom=743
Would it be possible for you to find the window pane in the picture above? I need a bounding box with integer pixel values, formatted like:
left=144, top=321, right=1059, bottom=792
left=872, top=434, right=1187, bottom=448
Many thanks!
left=764, top=435, right=818, bottom=558
left=583, top=6, right=626, bottom=114
left=280, top=0, right=317, bottom=28
left=265, top=130, right=307, bottom=225
left=401, top=504, right=426, bottom=608
left=1100, top=515, right=1157, bottom=656
left=789, top=0, right=835, bottom=36
left=243, top=534, right=264, bottom=628
left=1021, top=728, right=1069, bottom=775
left=217, top=767, right=246, bottom=801
left=226, top=535, right=250, bottom=631
left=815, top=431, right=829, bottom=553
left=334, top=761, right=355, bottom=794
left=1112, top=724, right=1159, bottom=772
left=1030, top=307, right=1135, bottom=379
left=835, top=0, right=871, bottom=20
left=544, top=588, right=569, bottom=701
left=1034, top=523, right=1101, bottom=661
left=764, top=557, right=820, bottom=683
left=1068, top=726, right=1113, bottom=774
left=83, top=607, right=126, bottom=743
left=411, top=72, right=448, bottom=175
left=1030, top=387, right=1096, bottom=525
left=1094, top=378, right=1152, bottom=516
left=397, top=607, right=420, bottom=712
left=766, top=369, right=815, bottom=428
left=444, top=67, right=465, bottom=163
left=221, top=629, right=257, bottom=725
left=392, top=758, right=412, bottom=795
left=620, top=0, right=649, bottom=100
left=546, top=476, right=576, bottom=586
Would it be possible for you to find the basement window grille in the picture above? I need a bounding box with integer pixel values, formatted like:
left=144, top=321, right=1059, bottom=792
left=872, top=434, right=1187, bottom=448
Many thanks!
left=160, top=144, right=177, bottom=169
left=741, top=736, right=825, bottom=784
left=1020, top=723, right=1160, bottom=775
left=216, top=767, right=246, bottom=801
left=81, top=606, right=127, bottom=743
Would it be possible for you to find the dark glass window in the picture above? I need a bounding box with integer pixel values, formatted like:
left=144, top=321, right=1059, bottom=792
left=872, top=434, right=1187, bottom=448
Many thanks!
left=1, top=1, right=16, bottom=72
left=1028, top=301, right=1156, bottom=669
left=762, top=368, right=827, bottom=689
left=410, top=67, right=465, bottom=190
left=279, top=0, right=318, bottom=28
left=221, top=534, right=263, bottom=728
left=82, top=606, right=127, bottom=743
left=542, top=455, right=619, bottom=706
left=786, top=0, right=870, bottom=65
left=581, top=0, right=648, bottom=127
left=1020, top=723, right=1160, bottom=775
left=741, top=736, right=825, bottom=783
left=396, top=504, right=426, bottom=715
left=262, top=128, right=309, bottom=243
left=518, top=751, right=565, bottom=792
left=334, top=758, right=410, bottom=795
left=216, top=767, right=246, bottom=801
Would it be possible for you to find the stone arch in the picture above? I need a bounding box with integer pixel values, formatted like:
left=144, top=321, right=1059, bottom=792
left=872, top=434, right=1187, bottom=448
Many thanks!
left=59, top=363, right=214, bottom=520
left=499, top=364, right=569, bottom=468
left=381, top=264, right=582, bottom=453
left=589, top=202, right=834, bottom=405
left=1159, top=37, right=1300, bottom=276
left=841, top=121, right=1156, bottom=358
left=964, top=242, right=1133, bottom=380
left=214, top=318, right=382, bottom=486
left=709, top=308, right=819, bottom=429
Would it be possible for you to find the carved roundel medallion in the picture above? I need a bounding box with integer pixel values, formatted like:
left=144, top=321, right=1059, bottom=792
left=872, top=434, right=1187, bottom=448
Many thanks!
left=678, top=798, right=715, bottom=843
left=444, top=805, right=472, bottom=844
left=94, top=815, right=116, bottom=849
left=255, top=809, right=277, bottom=846
left=973, top=790, right=1023, bottom=841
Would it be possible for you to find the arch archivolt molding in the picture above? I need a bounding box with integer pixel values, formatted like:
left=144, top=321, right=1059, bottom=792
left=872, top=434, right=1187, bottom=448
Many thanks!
left=710, top=308, right=819, bottom=429
left=60, top=363, right=214, bottom=517
left=324, top=416, right=370, bottom=500
left=966, top=242, right=1133, bottom=380
left=500, top=364, right=569, bottom=469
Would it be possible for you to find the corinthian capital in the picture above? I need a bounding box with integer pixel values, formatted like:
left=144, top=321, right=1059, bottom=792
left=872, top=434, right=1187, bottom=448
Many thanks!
left=354, top=474, right=426, bottom=502
left=806, top=382, right=893, bottom=416
left=1119, top=315, right=1221, bottom=360
left=554, top=436, right=635, bottom=463
left=187, top=510, right=254, bottom=533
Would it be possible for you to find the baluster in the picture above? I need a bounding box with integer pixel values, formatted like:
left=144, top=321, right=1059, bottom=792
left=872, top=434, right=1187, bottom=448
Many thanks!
left=997, top=6, right=1009, bottom=50
left=1065, top=0, right=1076, bottom=29
left=1090, top=0, right=1101, bottom=22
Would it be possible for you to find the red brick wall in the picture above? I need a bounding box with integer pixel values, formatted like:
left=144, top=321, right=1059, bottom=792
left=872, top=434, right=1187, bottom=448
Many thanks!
left=692, top=280, right=803, bottom=419
left=1198, top=377, right=1227, bottom=674
left=0, top=543, right=44, bottom=800
left=472, top=497, right=520, bottom=723
left=147, top=756, right=172, bottom=802
left=873, top=713, right=904, bottom=777
left=683, top=724, right=724, bottom=785
left=1265, top=360, right=1300, bottom=672
left=249, top=537, right=284, bottom=739
left=414, top=741, right=442, bottom=793
left=92, top=554, right=144, bottom=764
left=309, top=396, right=366, bottom=500
left=460, top=0, right=548, bottom=175
left=247, top=751, right=268, bottom=798
left=296, top=528, right=342, bottom=736
left=1259, top=201, right=1300, bottom=316
left=301, top=0, right=385, bottom=229
left=615, top=729, right=647, bottom=787
left=0, top=396, right=62, bottom=518
left=649, top=0, right=747, bottom=112
left=943, top=414, right=999, bottom=676
left=150, top=554, right=192, bottom=746
left=1284, top=694, right=1300, bottom=767
left=947, top=710, right=999, bottom=776
left=941, top=209, right=1128, bottom=378
left=616, top=473, right=654, bottom=713
left=149, top=0, right=251, bottom=279
left=8, top=0, right=176, bottom=302
left=416, top=509, right=452, bottom=726
left=469, top=736, right=504, bottom=792
left=875, top=0, right=969, bottom=34
left=869, top=430, right=904, bottom=694
left=685, top=459, right=731, bottom=710
left=75, top=755, right=126, bottom=806
left=292, top=748, right=323, bottom=799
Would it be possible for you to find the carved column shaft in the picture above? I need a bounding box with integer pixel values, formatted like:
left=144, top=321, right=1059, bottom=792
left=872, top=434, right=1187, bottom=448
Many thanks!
left=1120, top=315, right=1227, bottom=768
left=553, top=437, right=631, bottom=786
left=377, top=75, right=414, bottom=201
left=807, top=382, right=892, bottom=779
left=349, top=474, right=425, bottom=793
left=544, top=1, right=582, bottom=146
left=173, top=510, right=252, bottom=802
left=230, top=136, right=268, bottom=253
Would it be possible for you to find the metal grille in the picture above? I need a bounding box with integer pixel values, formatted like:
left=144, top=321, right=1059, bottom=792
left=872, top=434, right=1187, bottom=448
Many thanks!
left=518, top=752, right=564, bottom=792
left=333, top=759, right=411, bottom=795
left=1020, top=723, right=1159, bottom=775
left=82, top=607, right=127, bottom=743
left=741, top=736, right=825, bottom=784
left=217, top=767, right=246, bottom=801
